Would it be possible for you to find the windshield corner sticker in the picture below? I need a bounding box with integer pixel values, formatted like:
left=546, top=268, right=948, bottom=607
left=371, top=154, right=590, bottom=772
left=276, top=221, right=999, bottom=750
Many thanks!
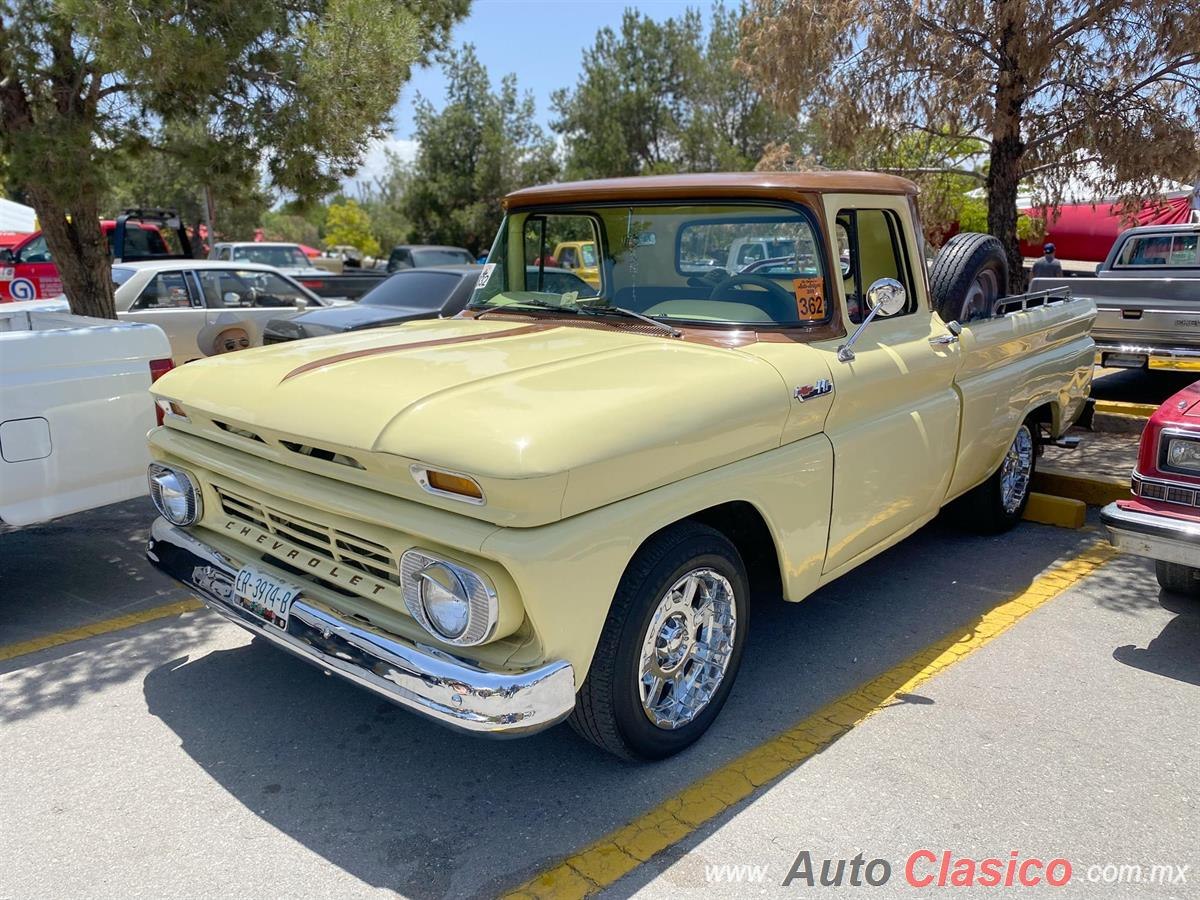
left=475, top=263, right=496, bottom=289
left=792, top=277, right=826, bottom=320
left=795, top=379, right=833, bottom=403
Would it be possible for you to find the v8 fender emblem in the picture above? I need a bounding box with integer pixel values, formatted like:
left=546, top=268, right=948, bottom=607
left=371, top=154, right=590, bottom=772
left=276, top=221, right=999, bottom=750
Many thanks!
left=794, top=379, right=833, bottom=402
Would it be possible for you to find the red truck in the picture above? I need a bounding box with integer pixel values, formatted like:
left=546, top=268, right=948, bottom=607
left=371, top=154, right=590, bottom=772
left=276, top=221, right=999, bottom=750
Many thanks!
left=0, top=212, right=184, bottom=301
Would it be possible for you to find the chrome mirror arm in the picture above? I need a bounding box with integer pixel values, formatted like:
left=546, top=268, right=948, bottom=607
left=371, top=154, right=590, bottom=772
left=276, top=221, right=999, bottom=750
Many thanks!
left=837, top=305, right=883, bottom=363
left=836, top=277, right=907, bottom=363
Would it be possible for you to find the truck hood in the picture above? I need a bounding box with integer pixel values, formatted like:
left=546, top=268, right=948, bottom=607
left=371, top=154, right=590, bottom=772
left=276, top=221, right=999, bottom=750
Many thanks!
left=154, top=317, right=793, bottom=524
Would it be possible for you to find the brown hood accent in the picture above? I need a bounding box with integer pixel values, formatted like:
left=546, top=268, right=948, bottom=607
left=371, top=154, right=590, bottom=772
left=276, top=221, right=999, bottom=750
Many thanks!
left=280, top=323, right=549, bottom=381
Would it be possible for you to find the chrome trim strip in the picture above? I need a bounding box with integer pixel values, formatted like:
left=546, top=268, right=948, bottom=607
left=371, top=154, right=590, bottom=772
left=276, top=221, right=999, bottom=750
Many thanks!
left=1101, top=502, right=1200, bottom=568
left=146, top=518, right=575, bottom=736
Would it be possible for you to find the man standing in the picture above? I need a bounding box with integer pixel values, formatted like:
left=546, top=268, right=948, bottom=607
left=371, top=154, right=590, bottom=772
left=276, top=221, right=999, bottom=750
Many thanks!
left=1031, top=242, right=1063, bottom=278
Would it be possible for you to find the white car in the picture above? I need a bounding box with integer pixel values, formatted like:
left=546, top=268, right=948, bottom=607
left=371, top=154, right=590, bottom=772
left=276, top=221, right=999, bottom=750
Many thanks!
left=0, top=298, right=172, bottom=527
left=112, top=260, right=338, bottom=365
left=208, top=241, right=330, bottom=281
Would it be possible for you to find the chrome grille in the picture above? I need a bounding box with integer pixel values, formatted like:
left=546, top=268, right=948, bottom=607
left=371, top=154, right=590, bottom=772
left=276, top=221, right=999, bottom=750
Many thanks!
left=215, top=486, right=399, bottom=584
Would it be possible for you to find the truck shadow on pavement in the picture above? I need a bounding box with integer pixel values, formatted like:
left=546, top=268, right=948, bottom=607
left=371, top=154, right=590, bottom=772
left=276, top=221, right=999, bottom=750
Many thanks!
left=1112, top=576, right=1200, bottom=687
left=139, top=519, right=1109, bottom=899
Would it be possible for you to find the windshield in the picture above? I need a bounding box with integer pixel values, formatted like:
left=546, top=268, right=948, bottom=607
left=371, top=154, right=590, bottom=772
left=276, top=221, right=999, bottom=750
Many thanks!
left=362, top=270, right=463, bottom=308
left=232, top=245, right=311, bottom=269
left=411, top=248, right=474, bottom=267
left=469, top=204, right=829, bottom=327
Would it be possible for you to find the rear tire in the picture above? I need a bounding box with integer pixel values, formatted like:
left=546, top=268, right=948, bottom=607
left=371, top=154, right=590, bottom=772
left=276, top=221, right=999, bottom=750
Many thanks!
left=951, top=419, right=1037, bottom=533
left=569, top=522, right=748, bottom=761
left=1154, top=560, right=1200, bottom=596
left=930, top=233, right=1008, bottom=323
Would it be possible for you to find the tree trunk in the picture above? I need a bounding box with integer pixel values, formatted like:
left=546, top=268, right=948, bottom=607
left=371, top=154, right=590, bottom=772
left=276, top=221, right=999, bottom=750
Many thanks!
left=987, top=6, right=1028, bottom=294
left=987, top=138, right=1025, bottom=293
left=26, top=183, right=116, bottom=319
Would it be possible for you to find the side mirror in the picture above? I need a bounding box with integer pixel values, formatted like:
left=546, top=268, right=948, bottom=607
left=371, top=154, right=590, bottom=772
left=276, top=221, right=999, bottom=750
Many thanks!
left=865, top=277, right=907, bottom=317
left=223, top=291, right=241, bottom=306
left=295, top=297, right=309, bottom=311
left=0, top=248, right=13, bottom=265
left=837, top=278, right=907, bottom=362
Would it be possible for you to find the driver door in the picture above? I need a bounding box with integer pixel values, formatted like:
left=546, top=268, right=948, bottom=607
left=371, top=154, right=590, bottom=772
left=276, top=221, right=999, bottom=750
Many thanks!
left=811, top=196, right=962, bottom=576
left=199, top=268, right=313, bottom=353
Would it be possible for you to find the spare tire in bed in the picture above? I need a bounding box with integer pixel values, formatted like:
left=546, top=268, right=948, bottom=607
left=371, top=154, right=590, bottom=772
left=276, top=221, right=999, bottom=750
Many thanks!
left=929, top=232, right=1008, bottom=323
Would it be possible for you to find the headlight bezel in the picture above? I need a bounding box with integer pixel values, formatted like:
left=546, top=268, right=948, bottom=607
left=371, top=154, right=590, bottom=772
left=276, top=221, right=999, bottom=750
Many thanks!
left=1158, top=429, right=1200, bottom=477
left=147, top=462, right=202, bottom=526
left=400, top=549, right=498, bottom=646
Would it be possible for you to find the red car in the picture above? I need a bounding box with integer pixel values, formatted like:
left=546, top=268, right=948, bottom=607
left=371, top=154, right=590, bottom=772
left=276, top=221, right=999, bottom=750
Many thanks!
left=1102, top=380, right=1200, bottom=595
left=0, top=220, right=170, bottom=301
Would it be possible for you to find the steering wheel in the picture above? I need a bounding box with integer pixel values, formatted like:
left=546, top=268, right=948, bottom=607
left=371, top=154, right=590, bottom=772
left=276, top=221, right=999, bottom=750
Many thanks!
left=708, top=273, right=795, bottom=306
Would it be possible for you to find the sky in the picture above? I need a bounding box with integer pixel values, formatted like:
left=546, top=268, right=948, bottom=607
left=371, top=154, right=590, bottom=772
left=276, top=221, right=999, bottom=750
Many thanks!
left=350, top=0, right=699, bottom=190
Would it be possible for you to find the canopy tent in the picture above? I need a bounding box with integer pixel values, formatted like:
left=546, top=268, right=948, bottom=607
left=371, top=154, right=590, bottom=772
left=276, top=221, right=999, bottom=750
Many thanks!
left=1020, top=191, right=1195, bottom=262
left=0, top=197, right=36, bottom=232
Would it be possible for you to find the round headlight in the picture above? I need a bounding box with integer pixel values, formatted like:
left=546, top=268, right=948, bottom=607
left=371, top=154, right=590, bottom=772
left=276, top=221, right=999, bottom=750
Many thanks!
left=417, top=563, right=471, bottom=640
left=148, top=463, right=201, bottom=526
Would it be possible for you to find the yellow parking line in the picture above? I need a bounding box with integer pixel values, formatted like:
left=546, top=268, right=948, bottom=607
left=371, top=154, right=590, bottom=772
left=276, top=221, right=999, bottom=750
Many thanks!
left=505, top=539, right=1117, bottom=899
left=0, top=597, right=203, bottom=662
left=1093, top=400, right=1159, bottom=419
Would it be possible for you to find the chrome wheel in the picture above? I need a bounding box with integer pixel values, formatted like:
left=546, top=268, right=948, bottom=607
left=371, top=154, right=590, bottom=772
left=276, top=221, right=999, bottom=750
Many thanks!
left=638, top=568, right=738, bottom=729
left=960, top=268, right=1000, bottom=321
left=1000, top=424, right=1034, bottom=513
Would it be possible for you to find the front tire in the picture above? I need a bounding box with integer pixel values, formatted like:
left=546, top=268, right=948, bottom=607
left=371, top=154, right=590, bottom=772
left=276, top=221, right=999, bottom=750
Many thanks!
left=1155, top=560, right=1200, bottom=596
left=569, top=522, right=749, bottom=761
left=952, top=419, right=1037, bottom=533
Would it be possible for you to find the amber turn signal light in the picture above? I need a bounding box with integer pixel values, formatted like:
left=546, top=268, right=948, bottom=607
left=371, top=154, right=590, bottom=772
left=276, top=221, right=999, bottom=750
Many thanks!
left=426, top=470, right=484, bottom=500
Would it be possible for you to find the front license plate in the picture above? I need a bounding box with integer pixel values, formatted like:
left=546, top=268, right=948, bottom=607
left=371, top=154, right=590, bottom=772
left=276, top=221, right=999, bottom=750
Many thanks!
left=233, top=565, right=301, bottom=629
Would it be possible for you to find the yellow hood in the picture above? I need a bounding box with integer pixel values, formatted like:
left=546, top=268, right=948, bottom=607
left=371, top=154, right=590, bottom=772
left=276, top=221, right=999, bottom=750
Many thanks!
left=154, top=318, right=796, bottom=524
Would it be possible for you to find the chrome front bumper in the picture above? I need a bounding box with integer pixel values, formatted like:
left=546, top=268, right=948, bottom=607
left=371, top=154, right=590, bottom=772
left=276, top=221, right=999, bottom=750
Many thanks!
left=146, top=518, right=576, bottom=736
left=1100, top=502, right=1200, bottom=568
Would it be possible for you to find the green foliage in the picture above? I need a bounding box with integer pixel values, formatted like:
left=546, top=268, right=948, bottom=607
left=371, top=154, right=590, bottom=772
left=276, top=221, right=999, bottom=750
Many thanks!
left=403, top=45, right=558, bottom=255
left=324, top=199, right=381, bottom=256
left=357, top=149, right=415, bottom=253
left=103, top=121, right=270, bottom=245
left=0, top=0, right=470, bottom=316
left=261, top=211, right=322, bottom=247
left=553, top=3, right=801, bottom=178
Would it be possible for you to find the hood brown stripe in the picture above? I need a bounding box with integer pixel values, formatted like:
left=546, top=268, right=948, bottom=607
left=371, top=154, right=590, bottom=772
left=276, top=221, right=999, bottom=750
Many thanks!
left=280, top=324, right=550, bottom=382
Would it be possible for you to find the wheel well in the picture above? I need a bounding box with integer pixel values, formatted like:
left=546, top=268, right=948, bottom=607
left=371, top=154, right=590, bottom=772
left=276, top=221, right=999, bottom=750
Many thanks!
left=684, top=501, right=783, bottom=599
left=1028, top=401, right=1056, bottom=445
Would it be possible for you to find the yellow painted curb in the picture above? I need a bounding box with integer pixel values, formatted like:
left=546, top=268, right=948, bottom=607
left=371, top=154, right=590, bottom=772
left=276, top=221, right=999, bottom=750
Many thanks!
left=1093, top=400, right=1159, bottom=419
left=504, top=541, right=1117, bottom=899
left=1032, top=467, right=1130, bottom=507
left=0, top=597, right=203, bottom=662
left=1022, top=492, right=1086, bottom=529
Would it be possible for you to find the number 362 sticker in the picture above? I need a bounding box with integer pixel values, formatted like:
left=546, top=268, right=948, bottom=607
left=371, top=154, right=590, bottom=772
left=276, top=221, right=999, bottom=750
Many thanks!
left=792, top=277, right=826, bottom=320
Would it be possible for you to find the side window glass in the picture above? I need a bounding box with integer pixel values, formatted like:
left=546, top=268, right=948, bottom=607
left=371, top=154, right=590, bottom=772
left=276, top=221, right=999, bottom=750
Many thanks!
left=1170, top=234, right=1198, bottom=267
left=18, top=235, right=50, bottom=263
left=132, top=272, right=193, bottom=310
left=836, top=208, right=913, bottom=324
left=1117, top=235, right=1173, bottom=267
left=197, top=269, right=305, bottom=308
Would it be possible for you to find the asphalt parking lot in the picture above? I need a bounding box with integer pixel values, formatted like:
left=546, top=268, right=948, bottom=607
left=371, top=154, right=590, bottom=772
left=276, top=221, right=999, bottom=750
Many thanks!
left=2, top=370, right=1198, bottom=900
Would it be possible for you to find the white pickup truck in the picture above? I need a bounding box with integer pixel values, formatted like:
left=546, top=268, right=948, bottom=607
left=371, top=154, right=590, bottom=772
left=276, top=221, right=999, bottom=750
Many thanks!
left=0, top=298, right=173, bottom=527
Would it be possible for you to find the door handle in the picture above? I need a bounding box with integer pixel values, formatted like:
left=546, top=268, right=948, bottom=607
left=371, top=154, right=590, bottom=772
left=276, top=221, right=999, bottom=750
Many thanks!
left=929, top=333, right=959, bottom=346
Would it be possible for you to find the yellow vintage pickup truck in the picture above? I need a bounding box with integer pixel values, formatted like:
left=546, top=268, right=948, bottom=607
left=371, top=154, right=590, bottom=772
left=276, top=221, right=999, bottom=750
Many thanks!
left=145, top=173, right=1096, bottom=759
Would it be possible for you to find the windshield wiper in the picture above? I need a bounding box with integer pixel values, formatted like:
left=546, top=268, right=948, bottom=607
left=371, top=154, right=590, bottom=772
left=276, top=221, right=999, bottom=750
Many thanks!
left=580, top=305, right=681, bottom=338
left=473, top=298, right=583, bottom=317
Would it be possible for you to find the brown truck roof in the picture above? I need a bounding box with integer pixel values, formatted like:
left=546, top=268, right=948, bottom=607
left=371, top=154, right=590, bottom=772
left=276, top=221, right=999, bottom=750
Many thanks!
left=503, top=171, right=919, bottom=209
